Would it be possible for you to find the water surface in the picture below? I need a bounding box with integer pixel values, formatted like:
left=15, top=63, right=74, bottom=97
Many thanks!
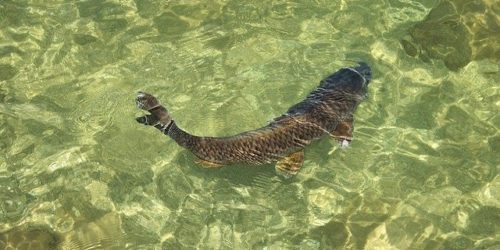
left=0, top=0, right=499, bottom=249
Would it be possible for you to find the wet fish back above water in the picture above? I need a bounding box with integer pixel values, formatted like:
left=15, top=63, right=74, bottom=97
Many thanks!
left=135, top=63, right=372, bottom=178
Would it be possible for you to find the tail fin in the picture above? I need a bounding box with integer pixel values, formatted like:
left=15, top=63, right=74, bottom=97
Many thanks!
left=135, top=92, right=173, bottom=131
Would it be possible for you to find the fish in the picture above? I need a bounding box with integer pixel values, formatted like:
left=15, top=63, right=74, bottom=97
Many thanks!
left=135, top=62, right=372, bottom=178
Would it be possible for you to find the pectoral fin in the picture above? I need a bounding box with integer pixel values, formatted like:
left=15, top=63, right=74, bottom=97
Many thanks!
left=332, top=120, right=353, bottom=148
left=275, top=150, right=304, bottom=179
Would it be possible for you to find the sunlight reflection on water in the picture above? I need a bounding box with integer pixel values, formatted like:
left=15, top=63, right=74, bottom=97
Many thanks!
left=0, top=0, right=499, bottom=249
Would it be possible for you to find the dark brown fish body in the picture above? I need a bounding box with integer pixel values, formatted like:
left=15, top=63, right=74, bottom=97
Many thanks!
left=136, top=63, right=372, bottom=178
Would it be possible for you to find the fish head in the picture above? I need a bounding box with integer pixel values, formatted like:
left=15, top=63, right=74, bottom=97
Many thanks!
left=353, top=62, right=372, bottom=83
left=320, top=62, right=372, bottom=96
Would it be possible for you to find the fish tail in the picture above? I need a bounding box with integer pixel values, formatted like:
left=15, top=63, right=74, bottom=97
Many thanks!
left=135, top=92, right=173, bottom=131
left=135, top=92, right=202, bottom=155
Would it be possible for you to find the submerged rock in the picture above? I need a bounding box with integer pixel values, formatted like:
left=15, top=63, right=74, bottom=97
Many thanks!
left=402, top=0, right=500, bottom=71
left=0, top=225, right=61, bottom=250
left=0, top=64, right=18, bottom=81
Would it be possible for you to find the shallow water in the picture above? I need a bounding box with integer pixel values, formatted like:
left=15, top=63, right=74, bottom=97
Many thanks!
left=0, top=0, right=499, bottom=249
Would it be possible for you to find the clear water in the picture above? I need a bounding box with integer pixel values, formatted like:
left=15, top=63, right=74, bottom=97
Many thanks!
left=0, top=0, right=499, bottom=249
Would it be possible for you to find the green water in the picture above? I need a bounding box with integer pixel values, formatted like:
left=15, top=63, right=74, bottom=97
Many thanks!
left=0, top=0, right=499, bottom=249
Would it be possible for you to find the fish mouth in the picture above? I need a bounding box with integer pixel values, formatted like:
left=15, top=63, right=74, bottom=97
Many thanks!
left=355, top=62, right=372, bottom=81
left=350, top=62, right=372, bottom=83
